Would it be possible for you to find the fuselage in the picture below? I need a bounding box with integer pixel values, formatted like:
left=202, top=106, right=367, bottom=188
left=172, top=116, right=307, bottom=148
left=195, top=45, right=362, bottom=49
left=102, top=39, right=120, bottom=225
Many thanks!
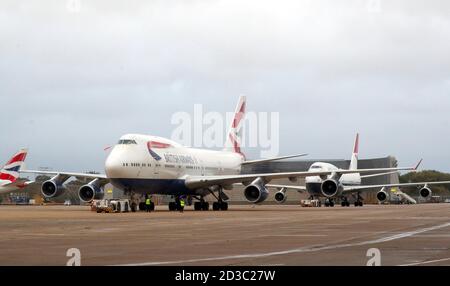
left=305, top=162, right=361, bottom=197
left=105, top=134, right=244, bottom=195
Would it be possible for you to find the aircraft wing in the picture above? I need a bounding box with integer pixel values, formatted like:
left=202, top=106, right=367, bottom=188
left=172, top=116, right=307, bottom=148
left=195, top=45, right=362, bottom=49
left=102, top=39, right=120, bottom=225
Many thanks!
left=20, top=170, right=108, bottom=180
left=266, top=184, right=307, bottom=192
left=184, top=164, right=418, bottom=189
left=342, top=181, right=450, bottom=193
left=360, top=171, right=400, bottom=179
left=241, top=154, right=308, bottom=165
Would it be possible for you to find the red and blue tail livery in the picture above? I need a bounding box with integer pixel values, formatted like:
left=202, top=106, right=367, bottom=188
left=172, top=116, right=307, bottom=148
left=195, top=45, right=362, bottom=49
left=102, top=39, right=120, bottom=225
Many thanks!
left=0, top=149, right=28, bottom=182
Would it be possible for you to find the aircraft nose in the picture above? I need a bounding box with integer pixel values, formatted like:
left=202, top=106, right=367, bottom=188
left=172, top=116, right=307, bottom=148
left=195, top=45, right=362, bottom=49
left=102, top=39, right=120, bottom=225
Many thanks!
left=105, top=149, right=122, bottom=178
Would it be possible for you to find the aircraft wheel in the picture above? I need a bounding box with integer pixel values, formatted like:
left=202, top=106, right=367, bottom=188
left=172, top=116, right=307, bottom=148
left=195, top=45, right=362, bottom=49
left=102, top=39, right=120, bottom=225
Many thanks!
left=194, top=202, right=202, bottom=211
left=220, top=202, right=228, bottom=211
left=131, top=202, right=137, bottom=212
left=213, top=202, right=220, bottom=211
left=169, top=202, right=176, bottom=211
left=202, top=202, right=209, bottom=211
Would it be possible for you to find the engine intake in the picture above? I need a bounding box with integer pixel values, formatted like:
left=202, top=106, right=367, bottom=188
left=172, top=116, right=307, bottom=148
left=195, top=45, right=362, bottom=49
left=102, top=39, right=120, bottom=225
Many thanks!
left=274, top=188, right=287, bottom=204
left=244, top=177, right=269, bottom=204
left=41, top=175, right=68, bottom=198
left=419, top=187, right=432, bottom=199
left=321, top=179, right=340, bottom=197
left=78, top=179, right=105, bottom=203
left=377, top=188, right=388, bottom=203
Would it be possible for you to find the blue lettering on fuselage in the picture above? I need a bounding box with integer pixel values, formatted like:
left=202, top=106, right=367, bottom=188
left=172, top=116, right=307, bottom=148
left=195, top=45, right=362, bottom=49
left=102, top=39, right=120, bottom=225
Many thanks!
left=163, top=153, right=196, bottom=165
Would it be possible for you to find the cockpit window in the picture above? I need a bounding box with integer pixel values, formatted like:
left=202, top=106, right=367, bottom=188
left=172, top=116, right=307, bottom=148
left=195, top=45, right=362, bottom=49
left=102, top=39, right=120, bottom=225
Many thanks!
left=118, top=139, right=137, bottom=145
left=310, top=165, right=322, bottom=169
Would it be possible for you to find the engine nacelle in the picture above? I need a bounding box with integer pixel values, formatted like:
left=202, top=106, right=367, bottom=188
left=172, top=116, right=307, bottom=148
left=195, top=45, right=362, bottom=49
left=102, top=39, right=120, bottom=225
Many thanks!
left=321, top=179, right=340, bottom=197
left=376, top=188, right=389, bottom=203
left=419, top=186, right=432, bottom=199
left=41, top=175, right=68, bottom=198
left=274, top=188, right=287, bottom=204
left=244, top=177, right=269, bottom=204
left=78, top=179, right=105, bottom=203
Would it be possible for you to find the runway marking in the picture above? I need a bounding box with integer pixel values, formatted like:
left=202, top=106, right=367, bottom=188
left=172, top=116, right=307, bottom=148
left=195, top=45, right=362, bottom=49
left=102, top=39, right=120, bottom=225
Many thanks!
left=114, top=222, right=450, bottom=266
left=264, top=234, right=328, bottom=237
left=22, top=233, right=65, bottom=236
left=399, top=257, right=450, bottom=266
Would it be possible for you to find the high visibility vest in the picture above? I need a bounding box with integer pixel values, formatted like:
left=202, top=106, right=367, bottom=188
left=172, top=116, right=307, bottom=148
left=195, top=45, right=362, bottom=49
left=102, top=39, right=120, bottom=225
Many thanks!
left=145, top=199, right=151, bottom=205
left=180, top=200, right=185, bottom=207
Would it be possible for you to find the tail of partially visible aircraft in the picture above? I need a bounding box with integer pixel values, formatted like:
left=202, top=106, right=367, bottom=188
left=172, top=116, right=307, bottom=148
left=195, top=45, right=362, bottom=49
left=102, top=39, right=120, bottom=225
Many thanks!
left=349, top=133, right=359, bottom=170
left=224, top=95, right=246, bottom=157
left=0, top=149, right=28, bottom=182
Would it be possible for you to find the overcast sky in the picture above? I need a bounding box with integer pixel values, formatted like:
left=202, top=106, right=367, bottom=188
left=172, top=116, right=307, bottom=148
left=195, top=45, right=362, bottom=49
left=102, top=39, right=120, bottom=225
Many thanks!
left=1, top=0, right=450, bottom=173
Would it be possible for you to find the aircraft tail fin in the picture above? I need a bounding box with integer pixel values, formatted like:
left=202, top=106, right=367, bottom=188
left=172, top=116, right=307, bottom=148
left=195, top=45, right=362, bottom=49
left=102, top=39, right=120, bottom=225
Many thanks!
left=224, top=96, right=246, bottom=157
left=349, top=133, right=359, bottom=170
left=0, top=149, right=28, bottom=182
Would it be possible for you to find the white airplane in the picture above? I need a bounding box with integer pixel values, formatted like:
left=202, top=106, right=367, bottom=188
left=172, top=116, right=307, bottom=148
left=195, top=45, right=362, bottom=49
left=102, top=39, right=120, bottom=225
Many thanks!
left=268, top=134, right=450, bottom=207
left=0, top=149, right=32, bottom=194
left=21, top=97, right=418, bottom=211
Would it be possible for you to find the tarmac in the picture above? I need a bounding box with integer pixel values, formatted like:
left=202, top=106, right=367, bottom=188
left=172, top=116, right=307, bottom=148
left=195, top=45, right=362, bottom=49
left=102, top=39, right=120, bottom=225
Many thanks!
left=0, top=204, right=449, bottom=266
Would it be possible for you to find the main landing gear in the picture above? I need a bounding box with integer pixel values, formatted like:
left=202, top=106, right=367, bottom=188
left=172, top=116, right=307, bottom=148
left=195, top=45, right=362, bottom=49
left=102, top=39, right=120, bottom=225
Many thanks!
left=353, top=193, right=364, bottom=207
left=324, top=198, right=335, bottom=207
left=212, top=201, right=228, bottom=211
left=354, top=200, right=364, bottom=207
left=192, top=188, right=230, bottom=211
left=169, top=196, right=187, bottom=211
left=341, top=197, right=350, bottom=207
left=194, top=199, right=210, bottom=211
left=210, top=188, right=229, bottom=211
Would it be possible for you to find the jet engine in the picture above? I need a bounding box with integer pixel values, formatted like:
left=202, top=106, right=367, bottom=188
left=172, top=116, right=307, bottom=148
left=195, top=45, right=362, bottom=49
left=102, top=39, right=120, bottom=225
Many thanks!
left=274, top=188, right=287, bottom=204
left=78, top=179, right=105, bottom=203
left=244, top=177, right=269, bottom=204
left=419, top=186, right=432, bottom=199
left=321, top=179, right=340, bottom=197
left=41, top=174, right=69, bottom=198
left=376, top=187, right=389, bottom=203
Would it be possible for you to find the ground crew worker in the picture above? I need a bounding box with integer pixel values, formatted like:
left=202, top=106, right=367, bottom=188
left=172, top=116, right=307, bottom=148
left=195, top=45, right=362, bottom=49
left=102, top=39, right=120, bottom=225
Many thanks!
left=179, top=198, right=185, bottom=213
left=145, top=195, right=152, bottom=213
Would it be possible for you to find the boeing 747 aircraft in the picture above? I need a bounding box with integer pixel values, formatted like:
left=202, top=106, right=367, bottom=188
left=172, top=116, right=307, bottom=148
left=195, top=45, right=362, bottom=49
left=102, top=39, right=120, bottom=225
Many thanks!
left=268, top=134, right=450, bottom=207
left=21, top=98, right=418, bottom=211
